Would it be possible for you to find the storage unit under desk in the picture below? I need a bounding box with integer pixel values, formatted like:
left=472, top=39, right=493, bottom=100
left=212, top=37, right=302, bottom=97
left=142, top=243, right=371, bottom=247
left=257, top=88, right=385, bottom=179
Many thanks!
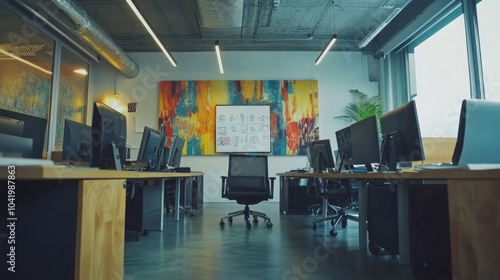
left=277, top=170, right=500, bottom=280
left=0, top=166, right=203, bottom=280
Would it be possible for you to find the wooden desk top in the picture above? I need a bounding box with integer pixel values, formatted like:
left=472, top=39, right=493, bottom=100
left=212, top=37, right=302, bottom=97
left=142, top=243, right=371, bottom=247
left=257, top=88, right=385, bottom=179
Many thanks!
left=0, top=165, right=203, bottom=180
left=277, top=169, right=500, bottom=181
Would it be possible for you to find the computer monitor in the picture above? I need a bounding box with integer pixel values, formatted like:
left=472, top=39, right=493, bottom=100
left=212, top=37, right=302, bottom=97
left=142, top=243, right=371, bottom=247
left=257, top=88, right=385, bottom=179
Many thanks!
left=0, top=108, right=47, bottom=158
left=62, top=119, right=91, bottom=164
left=0, top=133, right=33, bottom=158
left=335, top=126, right=353, bottom=172
left=0, top=116, right=24, bottom=136
left=90, top=102, right=127, bottom=170
left=167, top=136, right=185, bottom=168
left=307, top=139, right=335, bottom=173
left=452, top=99, right=500, bottom=166
left=351, top=115, right=380, bottom=172
left=137, top=126, right=166, bottom=170
left=379, top=100, right=424, bottom=171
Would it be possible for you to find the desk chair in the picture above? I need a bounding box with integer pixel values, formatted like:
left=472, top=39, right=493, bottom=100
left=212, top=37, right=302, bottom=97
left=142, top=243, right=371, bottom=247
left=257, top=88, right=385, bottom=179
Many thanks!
left=219, top=154, right=275, bottom=229
left=308, top=178, right=357, bottom=236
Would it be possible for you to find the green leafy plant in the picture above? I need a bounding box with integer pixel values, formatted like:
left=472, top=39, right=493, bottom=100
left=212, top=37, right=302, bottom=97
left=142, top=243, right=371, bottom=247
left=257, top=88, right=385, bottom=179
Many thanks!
left=334, top=89, right=382, bottom=124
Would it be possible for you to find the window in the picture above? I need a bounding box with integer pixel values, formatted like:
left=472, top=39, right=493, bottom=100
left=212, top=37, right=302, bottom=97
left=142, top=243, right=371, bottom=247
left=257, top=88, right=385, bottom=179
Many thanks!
left=54, top=47, right=89, bottom=150
left=477, top=0, right=500, bottom=101
left=0, top=3, right=91, bottom=157
left=0, top=4, right=54, bottom=154
left=411, top=14, right=470, bottom=138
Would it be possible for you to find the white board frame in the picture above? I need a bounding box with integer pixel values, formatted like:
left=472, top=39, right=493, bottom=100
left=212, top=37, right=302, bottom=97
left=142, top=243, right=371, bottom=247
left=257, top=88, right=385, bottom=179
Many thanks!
left=215, top=105, right=271, bottom=153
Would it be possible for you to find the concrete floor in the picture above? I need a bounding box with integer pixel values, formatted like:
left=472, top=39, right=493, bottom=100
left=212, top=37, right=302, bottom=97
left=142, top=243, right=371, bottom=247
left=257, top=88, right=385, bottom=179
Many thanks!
left=124, top=202, right=414, bottom=280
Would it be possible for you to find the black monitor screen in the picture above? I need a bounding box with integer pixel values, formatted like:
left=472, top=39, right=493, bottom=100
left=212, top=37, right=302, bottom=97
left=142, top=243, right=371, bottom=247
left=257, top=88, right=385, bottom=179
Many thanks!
left=307, top=139, right=335, bottom=173
left=137, top=126, right=165, bottom=170
left=379, top=100, right=424, bottom=171
left=0, top=108, right=47, bottom=158
left=167, top=136, right=185, bottom=168
left=90, top=102, right=127, bottom=170
left=62, top=119, right=91, bottom=164
left=351, top=115, right=380, bottom=170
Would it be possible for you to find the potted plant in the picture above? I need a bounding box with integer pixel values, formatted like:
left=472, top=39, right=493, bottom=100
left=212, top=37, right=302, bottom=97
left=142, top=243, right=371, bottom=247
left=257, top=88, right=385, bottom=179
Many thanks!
left=334, top=89, right=382, bottom=124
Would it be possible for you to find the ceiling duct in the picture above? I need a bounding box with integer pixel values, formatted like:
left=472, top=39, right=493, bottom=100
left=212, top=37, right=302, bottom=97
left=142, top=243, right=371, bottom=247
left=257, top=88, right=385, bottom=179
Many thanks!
left=198, top=0, right=244, bottom=28
left=15, top=0, right=139, bottom=78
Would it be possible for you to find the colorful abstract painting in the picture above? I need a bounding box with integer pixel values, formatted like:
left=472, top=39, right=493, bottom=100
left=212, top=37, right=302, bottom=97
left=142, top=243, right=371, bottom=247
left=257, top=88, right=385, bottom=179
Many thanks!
left=159, top=80, right=318, bottom=155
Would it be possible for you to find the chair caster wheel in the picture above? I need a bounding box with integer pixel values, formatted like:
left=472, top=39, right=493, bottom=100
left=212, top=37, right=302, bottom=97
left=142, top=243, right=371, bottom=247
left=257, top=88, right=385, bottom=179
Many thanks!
left=228, top=217, right=233, bottom=223
left=220, top=221, right=225, bottom=228
left=331, top=219, right=336, bottom=226
left=266, top=222, right=273, bottom=228
left=313, top=223, right=317, bottom=230
left=330, top=229, right=337, bottom=237
left=246, top=222, right=252, bottom=229
left=142, top=229, right=150, bottom=236
left=190, top=212, right=195, bottom=217
left=253, top=219, right=259, bottom=225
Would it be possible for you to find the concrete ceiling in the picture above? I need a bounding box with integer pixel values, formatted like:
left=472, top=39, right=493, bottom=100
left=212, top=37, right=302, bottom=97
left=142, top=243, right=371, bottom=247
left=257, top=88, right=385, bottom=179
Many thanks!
left=69, top=0, right=411, bottom=53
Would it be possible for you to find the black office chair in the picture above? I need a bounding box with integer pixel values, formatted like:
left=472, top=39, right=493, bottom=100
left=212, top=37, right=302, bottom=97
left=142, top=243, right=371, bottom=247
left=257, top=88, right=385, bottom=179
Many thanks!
left=219, top=154, right=275, bottom=229
left=308, top=177, right=358, bottom=236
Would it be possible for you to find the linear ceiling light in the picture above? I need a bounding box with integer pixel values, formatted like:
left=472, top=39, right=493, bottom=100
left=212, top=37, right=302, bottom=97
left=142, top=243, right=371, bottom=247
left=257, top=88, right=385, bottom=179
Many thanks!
left=215, top=40, right=224, bottom=74
left=0, top=48, right=52, bottom=75
left=315, top=34, right=337, bottom=65
left=125, top=0, right=177, bottom=67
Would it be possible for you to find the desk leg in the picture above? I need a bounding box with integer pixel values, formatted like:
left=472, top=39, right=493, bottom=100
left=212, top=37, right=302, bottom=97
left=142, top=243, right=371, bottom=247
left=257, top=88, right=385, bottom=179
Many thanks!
left=358, top=181, right=367, bottom=250
left=397, top=183, right=410, bottom=265
left=174, top=178, right=182, bottom=222
left=159, top=179, right=166, bottom=230
left=322, top=197, right=328, bottom=218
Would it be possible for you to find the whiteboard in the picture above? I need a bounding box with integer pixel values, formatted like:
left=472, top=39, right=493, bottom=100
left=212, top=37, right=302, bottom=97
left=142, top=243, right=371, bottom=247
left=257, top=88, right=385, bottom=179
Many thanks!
left=215, top=105, right=271, bottom=153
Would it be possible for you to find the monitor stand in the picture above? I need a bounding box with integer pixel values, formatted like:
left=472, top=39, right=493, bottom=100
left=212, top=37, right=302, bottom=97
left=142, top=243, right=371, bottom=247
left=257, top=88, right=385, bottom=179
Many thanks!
left=111, top=141, right=123, bottom=171
left=337, top=152, right=351, bottom=173
left=380, top=131, right=400, bottom=172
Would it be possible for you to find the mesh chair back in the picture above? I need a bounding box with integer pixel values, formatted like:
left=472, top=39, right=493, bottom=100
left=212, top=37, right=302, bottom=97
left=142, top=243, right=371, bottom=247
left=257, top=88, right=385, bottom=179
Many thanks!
left=228, top=154, right=268, bottom=178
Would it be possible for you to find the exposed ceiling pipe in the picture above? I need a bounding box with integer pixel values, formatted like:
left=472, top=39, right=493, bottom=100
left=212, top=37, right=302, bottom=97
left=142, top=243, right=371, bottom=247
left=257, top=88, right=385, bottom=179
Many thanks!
left=15, top=0, right=140, bottom=79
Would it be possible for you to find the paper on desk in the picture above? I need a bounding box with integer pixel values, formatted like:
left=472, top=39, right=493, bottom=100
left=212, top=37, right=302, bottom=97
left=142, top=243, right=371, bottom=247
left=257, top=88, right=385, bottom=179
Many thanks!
left=0, top=157, right=55, bottom=166
left=467, top=164, right=500, bottom=170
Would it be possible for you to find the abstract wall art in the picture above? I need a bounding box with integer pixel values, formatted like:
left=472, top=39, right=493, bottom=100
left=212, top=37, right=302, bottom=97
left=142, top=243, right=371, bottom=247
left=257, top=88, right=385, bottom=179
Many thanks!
left=159, top=80, right=318, bottom=155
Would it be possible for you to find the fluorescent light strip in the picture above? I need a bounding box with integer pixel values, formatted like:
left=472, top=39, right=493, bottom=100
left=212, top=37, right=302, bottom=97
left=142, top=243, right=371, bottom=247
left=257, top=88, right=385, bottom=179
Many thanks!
left=0, top=48, right=52, bottom=75
left=125, top=0, right=177, bottom=67
left=315, top=34, right=337, bottom=65
left=215, top=41, right=224, bottom=74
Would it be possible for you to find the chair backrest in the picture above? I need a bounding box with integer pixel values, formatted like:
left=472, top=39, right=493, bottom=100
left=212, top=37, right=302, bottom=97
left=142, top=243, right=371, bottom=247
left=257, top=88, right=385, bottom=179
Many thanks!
left=225, top=154, right=270, bottom=197
left=228, top=154, right=268, bottom=178
left=452, top=99, right=500, bottom=166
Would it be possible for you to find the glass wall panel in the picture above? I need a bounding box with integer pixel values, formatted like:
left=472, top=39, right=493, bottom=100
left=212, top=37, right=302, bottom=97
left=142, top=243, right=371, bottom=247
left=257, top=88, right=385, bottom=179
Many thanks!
left=477, top=0, right=500, bottom=101
left=412, top=15, right=470, bottom=138
left=0, top=4, right=54, bottom=155
left=54, top=47, right=88, bottom=150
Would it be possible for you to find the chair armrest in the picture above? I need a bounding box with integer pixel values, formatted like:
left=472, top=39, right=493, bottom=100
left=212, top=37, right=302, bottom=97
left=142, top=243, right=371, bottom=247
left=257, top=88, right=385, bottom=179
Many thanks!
left=269, top=177, right=276, bottom=199
left=221, top=176, right=228, bottom=198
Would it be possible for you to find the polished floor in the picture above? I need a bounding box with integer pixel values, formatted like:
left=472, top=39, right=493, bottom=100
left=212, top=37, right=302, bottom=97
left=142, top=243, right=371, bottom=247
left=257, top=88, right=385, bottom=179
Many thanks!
left=124, top=202, right=414, bottom=280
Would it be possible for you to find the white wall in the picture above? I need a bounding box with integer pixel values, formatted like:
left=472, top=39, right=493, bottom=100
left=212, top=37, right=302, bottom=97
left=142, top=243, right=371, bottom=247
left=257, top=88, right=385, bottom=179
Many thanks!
left=91, top=51, right=378, bottom=202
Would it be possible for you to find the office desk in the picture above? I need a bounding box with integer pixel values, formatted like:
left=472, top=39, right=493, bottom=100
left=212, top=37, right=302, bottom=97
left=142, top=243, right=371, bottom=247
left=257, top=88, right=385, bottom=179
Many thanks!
left=277, top=170, right=500, bottom=279
left=0, top=166, right=202, bottom=280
